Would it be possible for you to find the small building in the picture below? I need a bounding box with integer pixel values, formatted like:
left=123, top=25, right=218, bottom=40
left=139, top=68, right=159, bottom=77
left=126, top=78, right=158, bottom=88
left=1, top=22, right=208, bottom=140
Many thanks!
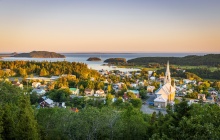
left=84, top=89, right=94, bottom=96
left=94, top=89, right=106, bottom=97
left=198, top=94, right=206, bottom=101
left=70, top=88, right=79, bottom=95
left=130, top=83, right=138, bottom=88
left=54, top=102, right=66, bottom=108
left=32, top=82, right=41, bottom=88
left=147, top=86, right=155, bottom=93
left=12, top=81, right=23, bottom=89
left=40, top=98, right=54, bottom=108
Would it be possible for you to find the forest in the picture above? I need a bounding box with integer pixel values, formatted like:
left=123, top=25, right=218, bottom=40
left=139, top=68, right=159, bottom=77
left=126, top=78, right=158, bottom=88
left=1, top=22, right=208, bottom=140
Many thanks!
left=104, top=58, right=127, bottom=64
left=127, top=54, right=220, bottom=67
left=156, top=67, right=220, bottom=80
left=13, top=51, right=65, bottom=58
left=0, top=61, right=100, bottom=79
left=1, top=82, right=220, bottom=140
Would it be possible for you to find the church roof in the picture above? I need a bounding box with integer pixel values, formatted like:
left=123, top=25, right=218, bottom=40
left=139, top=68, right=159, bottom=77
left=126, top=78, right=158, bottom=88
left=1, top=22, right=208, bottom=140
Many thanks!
left=155, top=83, right=175, bottom=95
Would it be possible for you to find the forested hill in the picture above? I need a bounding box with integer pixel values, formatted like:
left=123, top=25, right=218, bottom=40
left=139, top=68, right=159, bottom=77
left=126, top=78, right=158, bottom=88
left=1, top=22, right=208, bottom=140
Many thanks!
left=127, top=54, right=220, bottom=66
left=13, top=51, right=65, bottom=58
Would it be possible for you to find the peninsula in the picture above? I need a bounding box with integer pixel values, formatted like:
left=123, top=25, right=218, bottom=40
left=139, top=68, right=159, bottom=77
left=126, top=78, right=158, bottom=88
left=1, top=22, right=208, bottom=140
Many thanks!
left=13, top=51, right=65, bottom=58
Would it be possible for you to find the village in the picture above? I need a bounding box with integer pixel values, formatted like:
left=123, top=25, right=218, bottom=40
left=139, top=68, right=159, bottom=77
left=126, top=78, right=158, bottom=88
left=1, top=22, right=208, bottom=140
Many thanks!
left=4, top=61, right=219, bottom=114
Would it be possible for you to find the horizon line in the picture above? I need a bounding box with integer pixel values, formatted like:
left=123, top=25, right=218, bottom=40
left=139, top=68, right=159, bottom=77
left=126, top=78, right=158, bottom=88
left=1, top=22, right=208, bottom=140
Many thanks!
left=0, top=51, right=220, bottom=54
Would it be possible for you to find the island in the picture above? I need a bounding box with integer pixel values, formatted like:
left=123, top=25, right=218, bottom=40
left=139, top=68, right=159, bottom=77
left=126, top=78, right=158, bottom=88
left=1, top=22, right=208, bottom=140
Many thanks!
left=87, top=57, right=101, bottom=61
left=13, top=51, right=66, bottom=58
left=104, top=58, right=126, bottom=63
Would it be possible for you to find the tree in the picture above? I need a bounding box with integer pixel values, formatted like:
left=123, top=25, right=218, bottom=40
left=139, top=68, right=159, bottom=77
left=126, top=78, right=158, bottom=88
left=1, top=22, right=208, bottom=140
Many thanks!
left=107, top=85, right=112, bottom=93
left=0, top=82, right=39, bottom=139
left=30, top=92, right=39, bottom=105
left=39, top=67, right=48, bottom=77
left=130, top=98, right=142, bottom=108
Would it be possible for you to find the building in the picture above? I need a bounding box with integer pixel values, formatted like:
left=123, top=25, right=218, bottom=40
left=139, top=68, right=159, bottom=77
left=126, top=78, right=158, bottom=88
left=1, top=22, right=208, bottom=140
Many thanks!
left=94, top=89, right=106, bottom=97
left=84, top=89, right=94, bottom=96
left=154, top=61, right=176, bottom=108
left=70, top=88, right=79, bottom=95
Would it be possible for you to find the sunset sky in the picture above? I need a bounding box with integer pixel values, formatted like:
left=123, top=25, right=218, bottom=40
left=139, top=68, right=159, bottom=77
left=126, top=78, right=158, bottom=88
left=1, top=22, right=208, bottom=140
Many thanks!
left=0, top=0, right=219, bottom=53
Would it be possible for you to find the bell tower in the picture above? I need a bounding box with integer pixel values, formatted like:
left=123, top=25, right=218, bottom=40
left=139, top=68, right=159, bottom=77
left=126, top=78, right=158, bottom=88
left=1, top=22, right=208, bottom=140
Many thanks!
left=164, top=61, right=171, bottom=84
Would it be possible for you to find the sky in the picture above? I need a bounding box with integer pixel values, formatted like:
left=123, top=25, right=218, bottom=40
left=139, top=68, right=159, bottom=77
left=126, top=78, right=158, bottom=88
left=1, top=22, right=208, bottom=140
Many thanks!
left=0, top=0, right=220, bottom=53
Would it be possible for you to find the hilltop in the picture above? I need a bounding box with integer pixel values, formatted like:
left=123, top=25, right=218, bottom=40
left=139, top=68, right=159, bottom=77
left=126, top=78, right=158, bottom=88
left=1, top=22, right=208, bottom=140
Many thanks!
left=13, top=51, right=65, bottom=58
left=127, top=54, right=220, bottom=66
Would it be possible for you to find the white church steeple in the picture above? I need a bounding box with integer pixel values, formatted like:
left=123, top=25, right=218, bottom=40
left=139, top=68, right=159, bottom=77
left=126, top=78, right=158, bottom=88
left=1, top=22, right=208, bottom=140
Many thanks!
left=164, top=61, right=171, bottom=84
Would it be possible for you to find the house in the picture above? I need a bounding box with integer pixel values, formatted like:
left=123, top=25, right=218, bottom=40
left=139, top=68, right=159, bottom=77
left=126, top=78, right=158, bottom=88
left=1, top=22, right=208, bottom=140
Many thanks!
left=147, top=86, right=155, bottom=93
left=154, top=61, right=176, bottom=108
left=32, top=88, right=46, bottom=95
left=198, top=94, right=206, bottom=101
left=209, top=90, right=218, bottom=95
left=70, top=88, right=79, bottom=95
left=32, top=82, right=41, bottom=88
left=150, top=76, right=156, bottom=81
left=40, top=98, right=54, bottom=108
left=84, top=89, right=94, bottom=96
left=130, top=83, right=138, bottom=88
left=54, top=102, right=66, bottom=108
left=94, top=89, right=106, bottom=97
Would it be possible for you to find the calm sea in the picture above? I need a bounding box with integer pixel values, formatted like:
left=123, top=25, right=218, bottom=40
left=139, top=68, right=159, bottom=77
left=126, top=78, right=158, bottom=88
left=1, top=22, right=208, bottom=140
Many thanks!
left=1, top=53, right=207, bottom=71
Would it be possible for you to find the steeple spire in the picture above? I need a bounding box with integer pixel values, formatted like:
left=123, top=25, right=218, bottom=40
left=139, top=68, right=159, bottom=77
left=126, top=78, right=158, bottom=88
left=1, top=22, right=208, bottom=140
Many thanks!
left=164, top=61, right=171, bottom=84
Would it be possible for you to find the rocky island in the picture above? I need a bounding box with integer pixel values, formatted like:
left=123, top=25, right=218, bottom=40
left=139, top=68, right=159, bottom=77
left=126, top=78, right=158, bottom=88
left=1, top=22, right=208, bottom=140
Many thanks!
left=87, top=57, right=102, bottom=61
left=13, top=51, right=65, bottom=58
left=104, top=58, right=126, bottom=63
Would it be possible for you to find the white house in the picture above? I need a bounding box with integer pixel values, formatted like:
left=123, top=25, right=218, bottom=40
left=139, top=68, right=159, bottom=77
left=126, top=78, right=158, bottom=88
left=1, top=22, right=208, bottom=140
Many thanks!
left=85, top=89, right=94, bottom=96
left=150, top=76, right=156, bottom=81
left=147, top=86, right=155, bottom=93
left=32, top=82, right=41, bottom=88
left=130, top=83, right=138, bottom=88
left=94, top=89, right=105, bottom=97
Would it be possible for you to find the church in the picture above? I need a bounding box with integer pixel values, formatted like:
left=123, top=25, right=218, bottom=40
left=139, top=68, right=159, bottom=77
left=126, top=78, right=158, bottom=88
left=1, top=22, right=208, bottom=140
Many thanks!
left=154, top=61, right=176, bottom=108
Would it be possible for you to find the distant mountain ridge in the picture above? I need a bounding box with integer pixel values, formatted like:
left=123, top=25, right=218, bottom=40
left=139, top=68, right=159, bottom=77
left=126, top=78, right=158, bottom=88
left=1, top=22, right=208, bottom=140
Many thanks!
left=127, top=54, right=220, bottom=66
left=13, top=51, right=65, bottom=58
